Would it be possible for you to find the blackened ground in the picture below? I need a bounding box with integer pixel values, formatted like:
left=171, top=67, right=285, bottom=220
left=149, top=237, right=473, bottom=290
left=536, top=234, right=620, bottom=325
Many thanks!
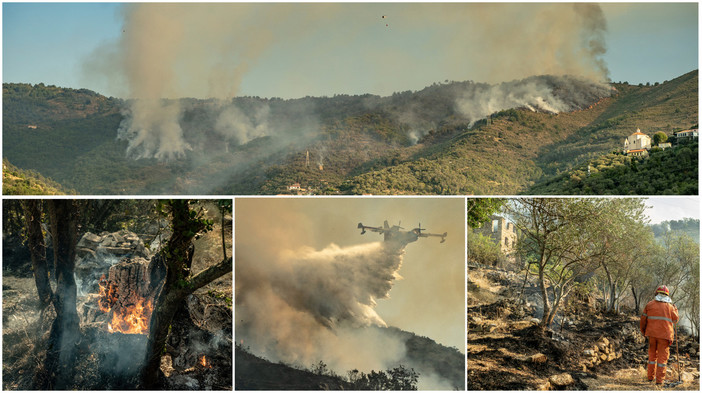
left=466, top=268, right=700, bottom=391
left=2, top=204, right=232, bottom=390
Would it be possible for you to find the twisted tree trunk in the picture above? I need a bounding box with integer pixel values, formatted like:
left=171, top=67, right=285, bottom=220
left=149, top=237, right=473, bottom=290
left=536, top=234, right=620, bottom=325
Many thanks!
left=22, top=200, right=52, bottom=308
left=39, top=200, right=80, bottom=389
left=140, top=200, right=232, bottom=389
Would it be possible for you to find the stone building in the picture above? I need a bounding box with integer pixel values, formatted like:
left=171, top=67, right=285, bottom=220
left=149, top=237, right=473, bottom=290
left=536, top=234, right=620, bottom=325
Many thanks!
left=623, top=129, right=651, bottom=155
left=477, top=215, right=518, bottom=268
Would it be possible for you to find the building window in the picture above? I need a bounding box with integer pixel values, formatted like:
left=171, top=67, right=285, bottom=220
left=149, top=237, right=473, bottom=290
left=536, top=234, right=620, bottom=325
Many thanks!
left=492, top=220, right=498, bottom=232
left=505, top=237, right=509, bottom=247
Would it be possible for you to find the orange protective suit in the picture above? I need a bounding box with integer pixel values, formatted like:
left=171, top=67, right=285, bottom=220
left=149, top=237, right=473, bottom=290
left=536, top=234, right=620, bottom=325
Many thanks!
left=640, top=297, right=679, bottom=384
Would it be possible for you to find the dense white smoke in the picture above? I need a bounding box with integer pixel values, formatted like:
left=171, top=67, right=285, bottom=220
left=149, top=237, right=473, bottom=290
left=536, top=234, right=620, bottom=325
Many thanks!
left=213, top=101, right=270, bottom=147
left=456, top=75, right=613, bottom=125
left=118, top=100, right=190, bottom=160
left=94, top=3, right=611, bottom=160
left=110, top=3, right=307, bottom=160
left=236, top=240, right=409, bottom=373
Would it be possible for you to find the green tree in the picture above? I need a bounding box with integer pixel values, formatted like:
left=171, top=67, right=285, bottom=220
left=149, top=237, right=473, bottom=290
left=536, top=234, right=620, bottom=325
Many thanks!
left=509, top=198, right=609, bottom=329
left=592, top=198, right=651, bottom=313
left=653, top=131, right=668, bottom=145
left=466, top=198, right=504, bottom=228
left=466, top=231, right=505, bottom=267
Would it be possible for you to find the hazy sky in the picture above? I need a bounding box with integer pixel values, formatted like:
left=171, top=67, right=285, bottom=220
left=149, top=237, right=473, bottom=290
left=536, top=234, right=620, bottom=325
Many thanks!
left=2, top=2, right=698, bottom=99
left=235, top=197, right=466, bottom=350
left=645, top=196, right=700, bottom=224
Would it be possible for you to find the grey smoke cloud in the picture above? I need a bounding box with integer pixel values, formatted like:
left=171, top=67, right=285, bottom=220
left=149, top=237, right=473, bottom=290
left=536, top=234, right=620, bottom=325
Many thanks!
left=236, top=239, right=409, bottom=373
left=455, top=75, right=613, bottom=126
left=214, top=102, right=271, bottom=147
left=92, top=3, right=611, bottom=160
left=235, top=198, right=465, bottom=385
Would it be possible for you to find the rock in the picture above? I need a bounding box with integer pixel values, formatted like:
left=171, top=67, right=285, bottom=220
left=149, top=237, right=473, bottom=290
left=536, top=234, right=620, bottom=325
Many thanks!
left=511, top=320, right=534, bottom=330
left=470, top=316, right=483, bottom=324
left=681, top=371, right=694, bottom=384
left=614, top=368, right=643, bottom=379
left=607, top=353, right=616, bottom=361
left=76, top=247, right=97, bottom=260
left=530, top=353, right=548, bottom=364
left=582, top=349, right=595, bottom=357
left=600, top=337, right=609, bottom=346
left=599, top=354, right=607, bottom=361
left=530, top=318, right=541, bottom=324
left=161, top=354, right=175, bottom=378
left=549, top=373, right=574, bottom=387
left=77, top=232, right=102, bottom=249
left=535, top=380, right=550, bottom=390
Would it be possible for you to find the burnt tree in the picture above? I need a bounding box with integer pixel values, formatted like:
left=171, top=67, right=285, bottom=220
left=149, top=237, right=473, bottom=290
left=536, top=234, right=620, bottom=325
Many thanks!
left=21, top=200, right=52, bottom=308
left=141, top=200, right=232, bottom=388
left=39, top=200, right=81, bottom=389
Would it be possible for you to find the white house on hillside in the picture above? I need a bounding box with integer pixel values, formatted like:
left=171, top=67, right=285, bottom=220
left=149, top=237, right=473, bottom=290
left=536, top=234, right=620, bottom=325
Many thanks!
left=674, top=129, right=698, bottom=139
left=623, top=129, right=651, bottom=156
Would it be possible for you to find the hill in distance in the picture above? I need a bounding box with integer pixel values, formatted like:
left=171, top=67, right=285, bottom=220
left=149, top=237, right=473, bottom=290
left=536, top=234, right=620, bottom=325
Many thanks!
left=3, top=70, right=698, bottom=195
left=235, top=325, right=464, bottom=390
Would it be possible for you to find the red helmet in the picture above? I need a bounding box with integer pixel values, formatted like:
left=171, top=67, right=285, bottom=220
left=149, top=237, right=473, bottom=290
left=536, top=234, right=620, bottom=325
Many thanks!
left=656, top=285, right=670, bottom=296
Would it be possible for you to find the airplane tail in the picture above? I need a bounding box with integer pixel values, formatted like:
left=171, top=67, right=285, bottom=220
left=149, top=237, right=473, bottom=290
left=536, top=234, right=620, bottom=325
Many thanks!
left=383, top=220, right=389, bottom=229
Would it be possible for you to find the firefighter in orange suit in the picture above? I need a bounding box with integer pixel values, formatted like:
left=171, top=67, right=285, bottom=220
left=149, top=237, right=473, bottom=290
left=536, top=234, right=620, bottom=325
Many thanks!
left=640, top=285, right=679, bottom=385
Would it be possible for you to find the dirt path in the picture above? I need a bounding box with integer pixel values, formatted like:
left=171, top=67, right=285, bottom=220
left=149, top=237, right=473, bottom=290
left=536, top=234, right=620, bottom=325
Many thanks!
left=582, top=367, right=699, bottom=391
left=466, top=267, right=700, bottom=391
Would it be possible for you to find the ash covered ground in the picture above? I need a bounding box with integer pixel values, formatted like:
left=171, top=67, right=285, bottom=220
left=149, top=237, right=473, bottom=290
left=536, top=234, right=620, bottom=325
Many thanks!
left=2, top=204, right=232, bottom=390
left=466, top=266, right=700, bottom=390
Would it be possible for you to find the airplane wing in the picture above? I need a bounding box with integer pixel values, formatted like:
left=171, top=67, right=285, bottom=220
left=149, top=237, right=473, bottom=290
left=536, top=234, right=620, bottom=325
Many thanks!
left=357, top=222, right=385, bottom=235
left=417, top=231, right=448, bottom=243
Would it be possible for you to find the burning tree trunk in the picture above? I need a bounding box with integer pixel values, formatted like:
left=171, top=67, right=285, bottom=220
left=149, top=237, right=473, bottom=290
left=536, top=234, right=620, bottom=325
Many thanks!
left=39, top=200, right=81, bottom=389
left=141, top=200, right=232, bottom=389
left=21, top=200, right=52, bottom=308
left=100, top=258, right=156, bottom=335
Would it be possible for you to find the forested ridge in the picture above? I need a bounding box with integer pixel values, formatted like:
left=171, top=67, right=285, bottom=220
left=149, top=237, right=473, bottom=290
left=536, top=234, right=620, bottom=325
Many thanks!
left=3, top=70, right=697, bottom=195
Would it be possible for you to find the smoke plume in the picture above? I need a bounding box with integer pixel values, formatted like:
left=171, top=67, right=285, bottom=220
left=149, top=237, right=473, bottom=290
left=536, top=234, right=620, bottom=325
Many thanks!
left=236, top=240, right=409, bottom=371
left=91, top=3, right=611, bottom=161
left=456, top=75, right=613, bottom=125
left=110, top=3, right=320, bottom=161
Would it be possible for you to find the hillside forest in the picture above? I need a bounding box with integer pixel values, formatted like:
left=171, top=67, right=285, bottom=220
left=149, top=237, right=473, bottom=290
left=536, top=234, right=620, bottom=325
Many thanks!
left=3, top=70, right=698, bottom=195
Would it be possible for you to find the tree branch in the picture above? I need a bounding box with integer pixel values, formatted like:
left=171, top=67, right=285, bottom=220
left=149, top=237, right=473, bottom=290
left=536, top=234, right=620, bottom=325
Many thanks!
left=187, top=257, right=233, bottom=295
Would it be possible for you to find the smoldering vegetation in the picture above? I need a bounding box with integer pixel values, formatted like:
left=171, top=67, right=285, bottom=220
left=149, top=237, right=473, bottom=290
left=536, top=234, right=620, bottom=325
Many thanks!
left=103, top=73, right=614, bottom=195
left=89, top=2, right=613, bottom=166
left=2, top=201, right=232, bottom=390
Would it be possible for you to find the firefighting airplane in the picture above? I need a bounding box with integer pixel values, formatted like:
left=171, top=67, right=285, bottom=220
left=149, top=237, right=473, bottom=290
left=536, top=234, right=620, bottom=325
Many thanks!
left=357, top=220, right=447, bottom=244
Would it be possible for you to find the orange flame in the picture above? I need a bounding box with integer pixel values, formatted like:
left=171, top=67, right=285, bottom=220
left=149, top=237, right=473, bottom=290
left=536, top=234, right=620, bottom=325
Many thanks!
left=98, top=274, right=153, bottom=335
left=108, top=298, right=153, bottom=335
left=98, top=275, right=118, bottom=313
left=199, top=354, right=212, bottom=368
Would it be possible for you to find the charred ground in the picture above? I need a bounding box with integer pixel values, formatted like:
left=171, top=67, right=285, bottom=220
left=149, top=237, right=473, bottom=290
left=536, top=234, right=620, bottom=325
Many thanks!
left=2, top=201, right=232, bottom=390
left=466, top=266, right=700, bottom=390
